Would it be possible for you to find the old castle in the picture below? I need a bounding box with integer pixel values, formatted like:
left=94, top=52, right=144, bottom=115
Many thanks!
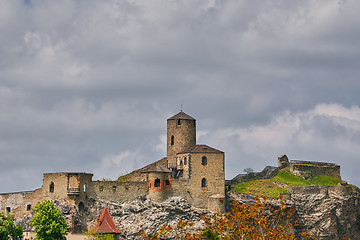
left=0, top=111, right=225, bottom=235
left=1, top=111, right=347, bottom=239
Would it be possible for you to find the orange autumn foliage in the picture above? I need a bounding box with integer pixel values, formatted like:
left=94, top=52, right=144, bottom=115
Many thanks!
left=141, top=196, right=322, bottom=240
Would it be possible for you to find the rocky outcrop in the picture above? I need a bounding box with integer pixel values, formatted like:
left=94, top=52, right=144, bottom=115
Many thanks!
left=15, top=184, right=360, bottom=240
left=291, top=184, right=360, bottom=240
left=228, top=184, right=360, bottom=240
left=15, top=196, right=208, bottom=239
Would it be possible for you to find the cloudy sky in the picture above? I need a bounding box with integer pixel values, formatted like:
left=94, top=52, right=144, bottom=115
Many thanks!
left=1, top=0, right=360, bottom=193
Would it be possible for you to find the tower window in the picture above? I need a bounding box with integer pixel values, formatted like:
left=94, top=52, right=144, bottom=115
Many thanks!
left=180, top=160, right=183, bottom=165
left=184, top=157, right=187, bottom=165
left=27, top=204, right=31, bottom=211
left=202, top=156, right=207, bottom=166
left=177, top=119, right=181, bottom=125
left=49, top=182, right=54, bottom=193
left=201, top=178, right=207, bottom=188
left=6, top=207, right=11, bottom=213
left=154, top=178, right=161, bottom=187
left=171, top=136, right=174, bottom=145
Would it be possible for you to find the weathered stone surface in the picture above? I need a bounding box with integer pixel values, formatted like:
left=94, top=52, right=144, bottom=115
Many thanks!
left=15, top=196, right=208, bottom=239
left=228, top=184, right=360, bottom=240
left=291, top=185, right=360, bottom=240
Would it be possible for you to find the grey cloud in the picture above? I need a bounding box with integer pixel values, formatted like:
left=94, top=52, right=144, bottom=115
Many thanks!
left=1, top=0, right=360, bottom=192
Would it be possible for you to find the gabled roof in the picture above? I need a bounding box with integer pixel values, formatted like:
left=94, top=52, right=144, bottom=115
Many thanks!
left=94, top=208, right=121, bottom=234
left=167, top=111, right=196, bottom=121
left=178, top=144, right=224, bottom=154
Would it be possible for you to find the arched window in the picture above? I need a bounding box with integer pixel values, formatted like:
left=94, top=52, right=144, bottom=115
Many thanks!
left=184, top=157, right=187, bottom=165
left=202, top=156, right=207, bottom=166
left=201, top=178, right=207, bottom=188
left=171, top=136, right=174, bottom=145
left=49, top=182, right=54, bottom=193
left=177, top=119, right=181, bottom=125
left=154, top=178, right=161, bottom=187
left=180, top=160, right=183, bottom=165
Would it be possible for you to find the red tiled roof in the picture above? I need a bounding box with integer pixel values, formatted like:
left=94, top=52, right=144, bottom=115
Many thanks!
left=94, top=208, right=121, bottom=234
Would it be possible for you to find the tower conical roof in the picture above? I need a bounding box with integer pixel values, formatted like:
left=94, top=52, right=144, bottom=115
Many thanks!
left=94, top=207, right=121, bottom=234
left=167, top=111, right=195, bottom=120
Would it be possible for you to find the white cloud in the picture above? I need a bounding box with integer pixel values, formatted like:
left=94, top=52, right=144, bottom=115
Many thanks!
left=199, top=103, right=360, bottom=182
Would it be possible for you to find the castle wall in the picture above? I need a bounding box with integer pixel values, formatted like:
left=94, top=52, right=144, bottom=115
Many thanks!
left=0, top=189, right=42, bottom=218
left=176, top=153, right=191, bottom=179
left=188, top=152, right=225, bottom=210
left=92, top=181, right=147, bottom=204
left=290, top=162, right=341, bottom=180
left=170, top=179, right=191, bottom=201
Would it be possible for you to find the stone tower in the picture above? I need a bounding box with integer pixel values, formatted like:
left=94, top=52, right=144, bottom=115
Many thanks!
left=167, top=111, right=196, bottom=168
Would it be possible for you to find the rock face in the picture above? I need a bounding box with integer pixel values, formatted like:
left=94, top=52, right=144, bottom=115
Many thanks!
left=291, top=185, right=360, bottom=240
left=15, top=185, right=360, bottom=240
left=229, top=184, right=360, bottom=240
left=16, top=196, right=208, bottom=239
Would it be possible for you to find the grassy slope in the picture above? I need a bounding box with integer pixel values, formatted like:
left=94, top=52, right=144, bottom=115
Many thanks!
left=233, top=168, right=342, bottom=198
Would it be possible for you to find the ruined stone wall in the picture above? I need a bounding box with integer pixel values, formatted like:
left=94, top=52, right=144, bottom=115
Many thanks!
left=0, top=189, right=43, bottom=218
left=188, top=152, right=225, bottom=210
left=92, top=181, right=147, bottom=204
left=290, top=162, right=341, bottom=180
left=42, top=173, right=70, bottom=199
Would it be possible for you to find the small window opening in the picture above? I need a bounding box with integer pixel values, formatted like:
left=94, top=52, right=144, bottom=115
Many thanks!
left=171, top=136, right=174, bottom=145
left=27, top=204, right=31, bottom=211
left=154, top=178, right=161, bottom=187
left=184, top=157, right=187, bottom=165
left=180, top=160, right=183, bottom=165
left=201, top=178, right=207, bottom=188
left=99, top=186, right=103, bottom=191
left=6, top=207, right=11, bottom=213
left=112, top=186, right=116, bottom=191
left=49, top=182, right=54, bottom=193
left=165, top=180, right=170, bottom=186
left=79, top=202, right=85, bottom=212
left=202, top=156, right=207, bottom=166
left=177, top=119, right=181, bottom=125
left=83, top=184, right=86, bottom=192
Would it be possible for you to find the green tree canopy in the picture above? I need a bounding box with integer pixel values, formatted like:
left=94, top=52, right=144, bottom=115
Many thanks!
left=30, top=200, right=69, bottom=240
left=0, top=212, right=23, bottom=240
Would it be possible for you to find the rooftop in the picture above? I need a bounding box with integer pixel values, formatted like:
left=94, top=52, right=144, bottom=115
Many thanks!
left=94, top=207, right=121, bottom=234
left=178, top=144, right=224, bottom=154
left=167, top=111, right=196, bottom=121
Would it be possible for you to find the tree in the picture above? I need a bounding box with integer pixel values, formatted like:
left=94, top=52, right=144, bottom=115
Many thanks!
left=0, top=212, right=23, bottom=240
left=30, top=200, right=69, bottom=240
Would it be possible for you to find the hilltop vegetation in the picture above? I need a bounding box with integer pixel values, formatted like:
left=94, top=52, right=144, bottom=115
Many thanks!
left=233, top=168, right=343, bottom=198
